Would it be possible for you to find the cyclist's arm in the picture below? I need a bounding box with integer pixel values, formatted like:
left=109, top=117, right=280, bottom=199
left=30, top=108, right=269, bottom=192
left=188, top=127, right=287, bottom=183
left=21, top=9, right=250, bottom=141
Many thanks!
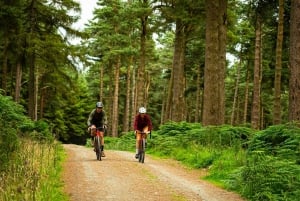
left=133, top=115, right=139, bottom=131
left=87, top=109, right=95, bottom=126
left=146, top=114, right=153, bottom=131
left=102, top=110, right=108, bottom=126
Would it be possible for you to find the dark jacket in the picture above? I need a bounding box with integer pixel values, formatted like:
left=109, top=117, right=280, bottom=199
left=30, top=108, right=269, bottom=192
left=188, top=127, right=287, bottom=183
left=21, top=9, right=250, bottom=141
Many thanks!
left=134, top=114, right=152, bottom=131
left=87, top=109, right=107, bottom=128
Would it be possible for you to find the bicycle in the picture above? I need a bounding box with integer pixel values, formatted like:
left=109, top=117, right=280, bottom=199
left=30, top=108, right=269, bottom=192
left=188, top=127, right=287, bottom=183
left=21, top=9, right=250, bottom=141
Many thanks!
left=137, top=131, right=151, bottom=163
left=94, top=127, right=104, bottom=161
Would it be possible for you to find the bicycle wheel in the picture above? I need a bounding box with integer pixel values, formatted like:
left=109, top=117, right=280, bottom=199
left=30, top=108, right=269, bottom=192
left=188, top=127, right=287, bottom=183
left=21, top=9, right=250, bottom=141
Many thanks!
left=138, top=138, right=145, bottom=163
left=95, top=136, right=102, bottom=161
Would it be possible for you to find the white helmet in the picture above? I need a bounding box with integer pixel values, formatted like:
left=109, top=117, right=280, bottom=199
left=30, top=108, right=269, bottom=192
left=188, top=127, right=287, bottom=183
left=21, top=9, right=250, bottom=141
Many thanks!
left=139, top=107, right=146, bottom=114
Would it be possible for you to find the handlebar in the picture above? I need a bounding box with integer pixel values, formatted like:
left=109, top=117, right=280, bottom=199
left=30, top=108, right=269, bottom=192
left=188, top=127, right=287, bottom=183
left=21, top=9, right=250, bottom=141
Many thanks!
left=139, top=131, right=150, bottom=134
left=136, top=131, right=151, bottom=139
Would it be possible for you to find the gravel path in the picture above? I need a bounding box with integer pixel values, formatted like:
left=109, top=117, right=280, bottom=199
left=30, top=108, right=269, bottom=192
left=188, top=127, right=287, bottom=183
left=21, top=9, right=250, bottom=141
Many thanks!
left=62, top=144, right=245, bottom=201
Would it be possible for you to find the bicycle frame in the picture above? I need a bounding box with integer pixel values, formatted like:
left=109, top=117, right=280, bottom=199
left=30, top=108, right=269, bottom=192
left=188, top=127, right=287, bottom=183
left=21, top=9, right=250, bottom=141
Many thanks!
left=94, top=127, right=104, bottom=161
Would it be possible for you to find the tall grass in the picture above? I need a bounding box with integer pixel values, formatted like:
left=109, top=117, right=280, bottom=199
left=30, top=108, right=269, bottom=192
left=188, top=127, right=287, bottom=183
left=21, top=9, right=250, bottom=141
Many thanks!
left=0, top=139, right=67, bottom=201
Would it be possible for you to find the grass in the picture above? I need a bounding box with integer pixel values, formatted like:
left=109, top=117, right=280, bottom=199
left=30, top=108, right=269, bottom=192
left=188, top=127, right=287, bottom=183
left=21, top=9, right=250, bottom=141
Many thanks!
left=0, top=138, right=68, bottom=201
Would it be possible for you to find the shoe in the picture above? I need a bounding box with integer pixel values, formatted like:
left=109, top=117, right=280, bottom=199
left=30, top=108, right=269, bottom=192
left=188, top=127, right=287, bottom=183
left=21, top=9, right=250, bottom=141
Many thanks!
left=101, top=152, right=106, bottom=157
left=135, top=154, right=139, bottom=159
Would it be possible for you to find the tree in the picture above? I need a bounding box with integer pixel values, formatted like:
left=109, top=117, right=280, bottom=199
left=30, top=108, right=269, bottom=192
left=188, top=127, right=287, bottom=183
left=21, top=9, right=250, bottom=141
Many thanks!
left=251, top=13, right=262, bottom=130
left=202, top=0, right=227, bottom=126
left=288, top=0, right=300, bottom=121
left=157, top=0, right=205, bottom=122
left=273, top=0, right=285, bottom=124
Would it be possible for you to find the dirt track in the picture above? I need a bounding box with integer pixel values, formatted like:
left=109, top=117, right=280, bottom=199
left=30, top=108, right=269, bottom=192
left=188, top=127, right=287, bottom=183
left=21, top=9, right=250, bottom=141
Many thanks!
left=62, top=144, right=245, bottom=201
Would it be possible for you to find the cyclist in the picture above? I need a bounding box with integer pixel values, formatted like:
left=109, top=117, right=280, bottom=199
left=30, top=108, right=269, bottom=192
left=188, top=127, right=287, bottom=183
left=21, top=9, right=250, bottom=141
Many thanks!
left=133, top=107, right=153, bottom=159
left=87, top=101, right=107, bottom=157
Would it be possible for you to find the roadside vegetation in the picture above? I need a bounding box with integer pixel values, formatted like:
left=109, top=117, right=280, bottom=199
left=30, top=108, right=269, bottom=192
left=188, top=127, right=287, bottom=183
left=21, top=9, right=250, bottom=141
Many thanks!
left=2, top=94, right=300, bottom=201
left=105, top=121, right=300, bottom=201
left=0, top=94, right=67, bottom=201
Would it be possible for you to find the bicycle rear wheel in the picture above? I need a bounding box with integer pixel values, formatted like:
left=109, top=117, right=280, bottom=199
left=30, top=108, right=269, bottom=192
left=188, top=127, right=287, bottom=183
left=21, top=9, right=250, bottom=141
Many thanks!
left=138, top=138, right=145, bottom=163
left=95, top=136, right=102, bottom=161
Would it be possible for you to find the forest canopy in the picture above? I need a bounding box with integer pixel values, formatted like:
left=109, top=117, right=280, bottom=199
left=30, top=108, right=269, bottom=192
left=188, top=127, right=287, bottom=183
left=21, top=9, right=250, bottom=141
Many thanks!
left=1, top=0, right=300, bottom=141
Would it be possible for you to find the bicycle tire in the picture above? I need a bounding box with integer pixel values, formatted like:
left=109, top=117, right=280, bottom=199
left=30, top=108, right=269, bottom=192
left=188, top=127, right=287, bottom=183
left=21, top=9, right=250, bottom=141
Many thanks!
left=138, top=138, right=145, bottom=163
left=95, top=135, right=102, bottom=161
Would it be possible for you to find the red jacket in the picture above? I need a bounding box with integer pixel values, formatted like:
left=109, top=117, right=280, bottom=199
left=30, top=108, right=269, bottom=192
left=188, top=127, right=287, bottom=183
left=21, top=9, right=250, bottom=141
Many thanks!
left=134, top=114, right=153, bottom=131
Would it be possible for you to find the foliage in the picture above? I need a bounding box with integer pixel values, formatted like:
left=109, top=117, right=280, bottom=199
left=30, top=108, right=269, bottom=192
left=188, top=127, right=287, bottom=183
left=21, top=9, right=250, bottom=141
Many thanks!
left=0, top=94, right=54, bottom=171
left=228, top=153, right=300, bottom=201
left=1, top=96, right=67, bottom=200
left=0, top=139, right=67, bottom=201
left=227, top=123, right=300, bottom=200
left=0, top=94, right=27, bottom=170
left=105, top=122, right=300, bottom=201
left=157, top=122, right=254, bottom=148
left=248, top=123, right=300, bottom=163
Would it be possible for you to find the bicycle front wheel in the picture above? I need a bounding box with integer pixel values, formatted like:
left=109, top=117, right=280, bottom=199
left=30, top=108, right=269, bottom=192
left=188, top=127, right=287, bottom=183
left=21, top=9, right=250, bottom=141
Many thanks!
left=95, top=136, right=102, bottom=161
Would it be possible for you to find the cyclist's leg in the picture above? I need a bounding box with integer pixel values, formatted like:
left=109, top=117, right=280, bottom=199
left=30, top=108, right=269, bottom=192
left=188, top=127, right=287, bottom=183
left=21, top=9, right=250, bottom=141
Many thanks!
left=143, top=126, right=149, bottom=147
left=99, top=131, right=105, bottom=157
left=135, top=132, right=142, bottom=158
left=90, top=125, right=96, bottom=149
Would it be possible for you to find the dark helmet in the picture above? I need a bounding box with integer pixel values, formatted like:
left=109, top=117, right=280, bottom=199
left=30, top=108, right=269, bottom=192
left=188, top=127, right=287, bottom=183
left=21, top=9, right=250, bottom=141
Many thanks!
left=96, top=101, right=103, bottom=108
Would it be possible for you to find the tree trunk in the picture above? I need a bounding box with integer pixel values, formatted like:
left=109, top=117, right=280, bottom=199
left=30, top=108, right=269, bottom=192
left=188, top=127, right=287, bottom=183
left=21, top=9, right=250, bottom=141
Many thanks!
left=28, top=54, right=37, bottom=120
left=170, top=19, right=187, bottom=122
left=1, top=38, right=8, bottom=95
left=231, top=55, right=241, bottom=125
left=136, top=9, right=148, bottom=108
left=111, top=56, right=121, bottom=137
left=14, top=61, right=22, bottom=103
left=131, top=66, right=137, bottom=129
left=27, top=0, right=37, bottom=120
left=288, top=0, right=300, bottom=121
left=163, top=71, right=173, bottom=123
left=273, top=0, right=284, bottom=124
left=251, top=15, right=262, bottom=130
left=203, top=0, right=227, bottom=126
left=99, top=64, right=104, bottom=101
left=218, top=0, right=227, bottom=124
left=122, top=56, right=132, bottom=132
left=243, top=67, right=250, bottom=124
left=195, top=64, right=201, bottom=122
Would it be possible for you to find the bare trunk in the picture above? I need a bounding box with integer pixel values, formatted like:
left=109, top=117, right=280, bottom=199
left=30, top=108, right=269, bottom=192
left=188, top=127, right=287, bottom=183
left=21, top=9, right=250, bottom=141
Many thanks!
left=136, top=13, right=148, bottom=108
left=14, top=61, right=22, bottom=103
left=218, top=0, right=227, bottom=124
left=99, top=64, right=104, bottom=101
left=161, top=86, right=166, bottom=124
left=170, top=19, right=186, bottom=122
left=288, top=0, right=300, bottom=121
left=1, top=38, right=8, bottom=95
left=111, top=56, right=121, bottom=137
left=203, top=0, right=227, bottom=126
left=195, top=65, right=201, bottom=122
left=231, top=57, right=241, bottom=125
left=251, top=15, right=262, bottom=130
left=164, top=72, right=173, bottom=123
left=131, top=66, right=137, bottom=129
left=243, top=67, right=250, bottom=124
left=28, top=0, right=37, bottom=120
left=273, top=0, right=284, bottom=124
left=122, top=57, right=132, bottom=132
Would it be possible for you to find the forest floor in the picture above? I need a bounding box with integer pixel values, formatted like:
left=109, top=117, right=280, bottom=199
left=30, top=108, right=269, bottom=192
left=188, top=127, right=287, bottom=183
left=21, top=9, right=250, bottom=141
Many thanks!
left=62, top=144, right=246, bottom=201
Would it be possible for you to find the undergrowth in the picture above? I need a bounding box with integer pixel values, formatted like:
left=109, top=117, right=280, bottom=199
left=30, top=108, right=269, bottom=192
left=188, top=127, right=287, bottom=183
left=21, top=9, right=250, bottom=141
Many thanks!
left=0, top=139, right=67, bottom=201
left=104, top=121, right=300, bottom=201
